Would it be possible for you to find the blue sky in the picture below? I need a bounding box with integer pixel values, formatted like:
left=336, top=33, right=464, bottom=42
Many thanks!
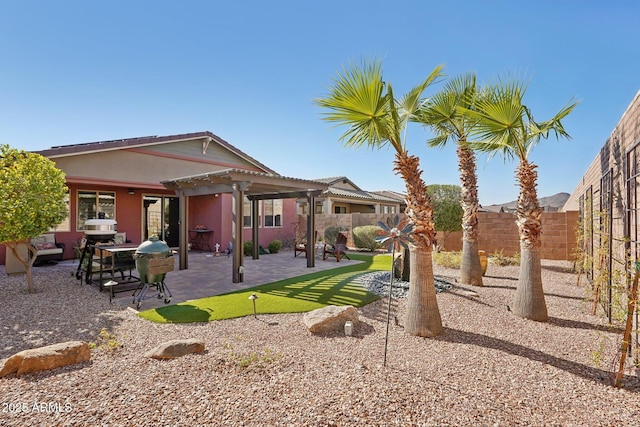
left=1, top=1, right=639, bottom=205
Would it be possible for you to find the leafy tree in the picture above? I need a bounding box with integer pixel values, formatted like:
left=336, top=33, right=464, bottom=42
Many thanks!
left=315, top=59, right=444, bottom=337
left=0, top=145, right=68, bottom=293
left=427, top=184, right=463, bottom=250
left=462, top=76, right=578, bottom=321
left=415, top=73, right=484, bottom=285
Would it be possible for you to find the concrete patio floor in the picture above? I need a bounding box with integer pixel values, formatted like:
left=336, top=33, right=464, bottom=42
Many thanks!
left=51, top=248, right=363, bottom=311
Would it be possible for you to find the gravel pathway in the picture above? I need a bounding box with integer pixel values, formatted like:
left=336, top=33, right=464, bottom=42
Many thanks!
left=1, top=260, right=639, bottom=426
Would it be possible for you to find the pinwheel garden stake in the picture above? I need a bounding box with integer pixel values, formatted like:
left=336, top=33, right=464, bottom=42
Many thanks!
left=376, top=215, right=414, bottom=367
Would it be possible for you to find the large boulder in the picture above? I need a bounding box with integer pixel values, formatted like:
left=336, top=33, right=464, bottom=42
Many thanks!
left=0, top=341, right=90, bottom=377
left=144, top=339, right=205, bottom=359
left=303, top=305, right=359, bottom=335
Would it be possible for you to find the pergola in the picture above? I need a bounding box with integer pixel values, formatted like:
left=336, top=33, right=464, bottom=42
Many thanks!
left=161, top=168, right=329, bottom=283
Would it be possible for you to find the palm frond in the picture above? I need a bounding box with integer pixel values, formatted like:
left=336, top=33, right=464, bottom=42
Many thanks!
left=397, top=64, right=445, bottom=143
left=464, top=74, right=578, bottom=162
left=415, top=72, right=477, bottom=148
left=314, top=59, right=391, bottom=150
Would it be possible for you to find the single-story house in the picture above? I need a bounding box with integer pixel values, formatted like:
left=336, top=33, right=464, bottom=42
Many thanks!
left=1, top=131, right=329, bottom=281
left=297, top=176, right=404, bottom=215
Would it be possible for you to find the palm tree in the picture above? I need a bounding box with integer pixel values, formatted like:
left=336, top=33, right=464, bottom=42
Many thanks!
left=315, top=59, right=445, bottom=337
left=414, top=73, right=484, bottom=286
left=462, top=76, right=578, bottom=321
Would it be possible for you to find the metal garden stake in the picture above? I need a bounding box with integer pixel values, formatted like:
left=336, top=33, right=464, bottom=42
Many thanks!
left=375, top=215, right=414, bottom=367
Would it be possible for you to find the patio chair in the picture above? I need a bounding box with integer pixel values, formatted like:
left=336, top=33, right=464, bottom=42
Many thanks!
left=323, top=232, right=350, bottom=262
left=294, top=230, right=317, bottom=258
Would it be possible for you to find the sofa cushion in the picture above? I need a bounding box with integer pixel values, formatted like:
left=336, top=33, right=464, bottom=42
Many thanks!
left=35, top=242, right=56, bottom=250
left=36, top=248, right=63, bottom=256
left=31, top=233, right=56, bottom=246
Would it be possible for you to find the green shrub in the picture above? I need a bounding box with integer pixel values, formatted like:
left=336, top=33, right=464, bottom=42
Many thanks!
left=88, top=328, right=123, bottom=352
left=490, top=249, right=520, bottom=266
left=268, top=240, right=282, bottom=254
left=324, top=226, right=349, bottom=245
left=432, top=251, right=462, bottom=269
left=243, top=241, right=253, bottom=256
left=352, top=225, right=382, bottom=251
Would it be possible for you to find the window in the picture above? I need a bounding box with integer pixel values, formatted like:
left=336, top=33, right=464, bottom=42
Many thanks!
left=264, top=199, right=282, bottom=227
left=315, top=201, right=324, bottom=214
left=50, top=191, right=71, bottom=232
left=334, top=206, right=347, bottom=214
left=77, top=191, right=115, bottom=230
left=243, top=197, right=262, bottom=228
left=381, top=205, right=397, bottom=214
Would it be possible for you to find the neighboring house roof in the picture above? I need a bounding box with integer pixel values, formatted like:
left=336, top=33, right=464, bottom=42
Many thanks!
left=325, top=187, right=400, bottom=203
left=313, top=176, right=363, bottom=191
left=371, top=190, right=406, bottom=204
left=36, top=131, right=277, bottom=175
left=314, top=176, right=401, bottom=204
left=480, top=192, right=569, bottom=213
left=479, top=205, right=506, bottom=213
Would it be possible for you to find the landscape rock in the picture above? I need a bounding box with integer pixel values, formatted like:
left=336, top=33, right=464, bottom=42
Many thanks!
left=0, top=341, right=90, bottom=377
left=144, top=338, right=205, bottom=359
left=303, top=305, right=359, bottom=335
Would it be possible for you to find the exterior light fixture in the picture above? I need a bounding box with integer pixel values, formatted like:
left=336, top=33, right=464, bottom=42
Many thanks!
left=128, top=189, right=135, bottom=195
left=344, top=321, right=353, bottom=336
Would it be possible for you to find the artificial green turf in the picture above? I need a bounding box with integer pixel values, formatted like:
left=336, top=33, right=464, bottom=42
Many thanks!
left=137, top=253, right=391, bottom=323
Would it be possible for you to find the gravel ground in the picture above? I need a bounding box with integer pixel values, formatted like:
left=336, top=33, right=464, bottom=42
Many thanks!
left=1, top=259, right=640, bottom=426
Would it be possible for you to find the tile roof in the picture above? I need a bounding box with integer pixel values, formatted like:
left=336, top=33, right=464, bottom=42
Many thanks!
left=313, top=176, right=362, bottom=191
left=324, top=187, right=401, bottom=203
left=313, top=176, right=403, bottom=204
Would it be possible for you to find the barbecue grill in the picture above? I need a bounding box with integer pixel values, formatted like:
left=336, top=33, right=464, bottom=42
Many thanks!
left=132, top=236, right=174, bottom=309
left=75, top=219, right=118, bottom=283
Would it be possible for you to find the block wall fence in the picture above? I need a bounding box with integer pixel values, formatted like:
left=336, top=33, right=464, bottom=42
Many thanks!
left=303, top=211, right=580, bottom=261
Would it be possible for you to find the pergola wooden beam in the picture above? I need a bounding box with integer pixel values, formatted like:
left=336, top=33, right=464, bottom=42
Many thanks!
left=162, top=169, right=329, bottom=283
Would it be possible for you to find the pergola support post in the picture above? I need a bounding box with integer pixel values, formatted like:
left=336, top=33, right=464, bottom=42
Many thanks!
left=252, top=199, right=260, bottom=259
left=178, top=193, right=188, bottom=270
left=307, top=193, right=316, bottom=268
left=232, top=182, right=249, bottom=283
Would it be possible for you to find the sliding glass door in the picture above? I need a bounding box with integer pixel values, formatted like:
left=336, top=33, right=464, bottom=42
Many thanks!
left=143, top=195, right=179, bottom=247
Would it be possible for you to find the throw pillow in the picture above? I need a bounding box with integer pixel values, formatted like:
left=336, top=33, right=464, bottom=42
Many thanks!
left=36, top=242, right=56, bottom=250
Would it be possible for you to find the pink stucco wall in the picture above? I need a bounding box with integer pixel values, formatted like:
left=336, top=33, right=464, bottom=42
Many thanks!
left=1, top=190, right=300, bottom=264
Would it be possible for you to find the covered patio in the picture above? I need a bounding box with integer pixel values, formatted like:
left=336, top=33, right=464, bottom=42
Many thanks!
left=161, top=168, right=330, bottom=283
left=45, top=249, right=362, bottom=311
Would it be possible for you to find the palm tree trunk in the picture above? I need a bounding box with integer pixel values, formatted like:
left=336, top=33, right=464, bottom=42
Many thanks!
left=404, top=244, right=443, bottom=336
left=394, top=152, right=443, bottom=336
left=458, top=145, right=483, bottom=285
left=512, top=160, right=548, bottom=321
left=513, top=246, right=548, bottom=321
